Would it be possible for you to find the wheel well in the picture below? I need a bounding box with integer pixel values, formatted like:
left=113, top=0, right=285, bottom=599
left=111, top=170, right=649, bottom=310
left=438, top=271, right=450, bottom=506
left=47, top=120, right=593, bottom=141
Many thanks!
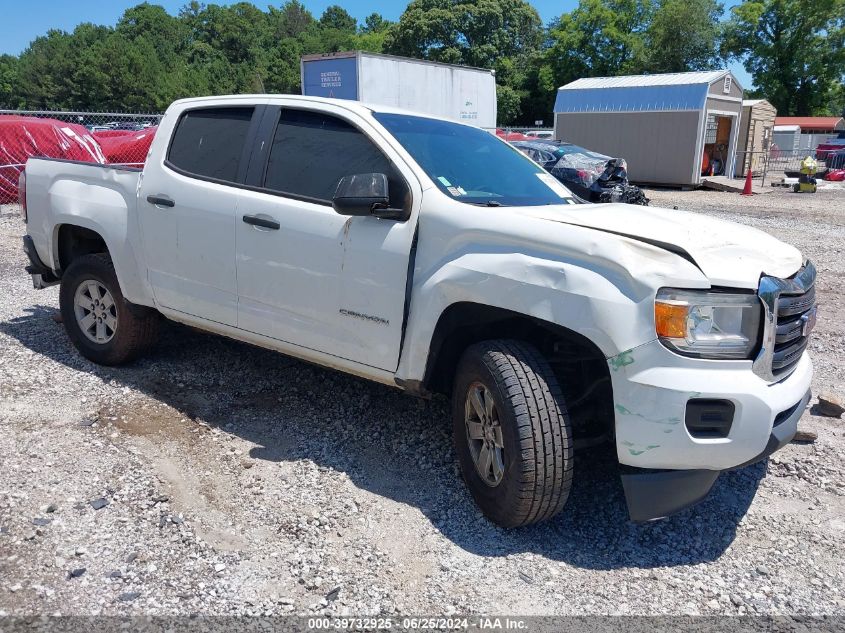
left=423, top=302, right=614, bottom=441
left=57, top=225, right=109, bottom=273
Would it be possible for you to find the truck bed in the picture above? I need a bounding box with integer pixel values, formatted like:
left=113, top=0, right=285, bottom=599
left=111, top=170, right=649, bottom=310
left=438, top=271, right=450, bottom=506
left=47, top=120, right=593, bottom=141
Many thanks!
left=23, top=158, right=149, bottom=303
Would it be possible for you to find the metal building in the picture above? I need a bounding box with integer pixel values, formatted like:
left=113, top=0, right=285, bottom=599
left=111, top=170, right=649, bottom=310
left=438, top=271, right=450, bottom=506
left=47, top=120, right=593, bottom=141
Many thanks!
left=553, top=70, right=744, bottom=186
left=773, top=116, right=845, bottom=153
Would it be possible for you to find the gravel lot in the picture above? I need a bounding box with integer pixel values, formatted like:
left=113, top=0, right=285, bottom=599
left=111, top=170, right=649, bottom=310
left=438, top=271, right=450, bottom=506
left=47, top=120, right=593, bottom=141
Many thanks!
left=1, top=186, right=844, bottom=618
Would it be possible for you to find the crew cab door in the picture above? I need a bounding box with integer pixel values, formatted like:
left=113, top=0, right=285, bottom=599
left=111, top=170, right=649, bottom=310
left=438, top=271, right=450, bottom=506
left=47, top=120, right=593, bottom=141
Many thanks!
left=138, top=104, right=263, bottom=326
left=235, top=103, right=419, bottom=371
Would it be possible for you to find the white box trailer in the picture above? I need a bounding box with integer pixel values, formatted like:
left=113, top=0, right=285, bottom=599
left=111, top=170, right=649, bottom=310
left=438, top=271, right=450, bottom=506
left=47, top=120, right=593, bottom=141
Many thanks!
left=301, top=51, right=497, bottom=128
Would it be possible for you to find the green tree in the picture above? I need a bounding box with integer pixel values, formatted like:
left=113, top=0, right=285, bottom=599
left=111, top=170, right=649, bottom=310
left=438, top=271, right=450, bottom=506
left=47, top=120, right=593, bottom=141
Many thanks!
left=16, top=29, right=80, bottom=108
left=316, top=6, right=358, bottom=52
left=542, top=0, right=653, bottom=88
left=320, top=6, right=357, bottom=32
left=826, top=82, right=845, bottom=118
left=354, top=14, right=393, bottom=52
left=264, top=38, right=303, bottom=93
left=267, top=1, right=318, bottom=39
left=723, top=0, right=845, bottom=115
left=263, top=1, right=321, bottom=93
left=0, top=54, right=20, bottom=107
left=643, top=0, right=723, bottom=72
left=496, top=83, right=523, bottom=124
left=362, top=13, right=391, bottom=34
left=385, top=0, right=543, bottom=69
left=117, top=2, right=188, bottom=55
left=183, top=40, right=240, bottom=96
left=187, top=2, right=270, bottom=66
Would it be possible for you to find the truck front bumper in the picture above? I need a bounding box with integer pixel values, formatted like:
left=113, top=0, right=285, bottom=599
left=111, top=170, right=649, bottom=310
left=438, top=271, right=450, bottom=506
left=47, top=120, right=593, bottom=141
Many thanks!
left=608, top=339, right=813, bottom=522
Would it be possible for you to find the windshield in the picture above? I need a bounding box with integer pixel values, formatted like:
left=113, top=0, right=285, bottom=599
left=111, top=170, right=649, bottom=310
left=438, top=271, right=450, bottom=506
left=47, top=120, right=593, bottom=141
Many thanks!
left=373, top=113, right=576, bottom=207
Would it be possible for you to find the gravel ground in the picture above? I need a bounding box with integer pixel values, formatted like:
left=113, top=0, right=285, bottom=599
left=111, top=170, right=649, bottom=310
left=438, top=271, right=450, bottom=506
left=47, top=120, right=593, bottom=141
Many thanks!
left=1, top=187, right=844, bottom=618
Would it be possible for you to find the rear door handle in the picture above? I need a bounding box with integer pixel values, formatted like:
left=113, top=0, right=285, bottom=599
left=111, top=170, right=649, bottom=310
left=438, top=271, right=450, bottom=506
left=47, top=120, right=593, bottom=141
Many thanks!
left=146, top=194, right=175, bottom=208
left=242, top=214, right=280, bottom=230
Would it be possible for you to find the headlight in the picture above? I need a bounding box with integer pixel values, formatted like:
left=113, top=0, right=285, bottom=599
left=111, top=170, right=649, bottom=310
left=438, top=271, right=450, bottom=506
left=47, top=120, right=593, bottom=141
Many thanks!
left=655, top=289, right=761, bottom=359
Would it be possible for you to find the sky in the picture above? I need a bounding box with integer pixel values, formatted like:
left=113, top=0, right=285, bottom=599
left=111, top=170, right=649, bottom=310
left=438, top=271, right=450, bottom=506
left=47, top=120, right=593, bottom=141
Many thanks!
left=0, top=0, right=753, bottom=87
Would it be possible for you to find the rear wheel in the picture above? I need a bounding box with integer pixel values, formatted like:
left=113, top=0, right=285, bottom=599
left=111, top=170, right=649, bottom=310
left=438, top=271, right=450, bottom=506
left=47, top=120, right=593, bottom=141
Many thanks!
left=59, top=254, right=159, bottom=365
left=452, top=339, right=573, bottom=528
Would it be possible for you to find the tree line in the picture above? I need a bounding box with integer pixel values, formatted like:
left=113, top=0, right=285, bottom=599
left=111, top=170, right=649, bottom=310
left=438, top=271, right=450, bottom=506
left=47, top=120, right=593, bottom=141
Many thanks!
left=0, top=0, right=842, bottom=124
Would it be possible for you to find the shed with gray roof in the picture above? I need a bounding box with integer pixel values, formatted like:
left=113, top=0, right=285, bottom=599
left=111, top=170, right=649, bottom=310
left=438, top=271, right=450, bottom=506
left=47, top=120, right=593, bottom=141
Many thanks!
left=553, top=70, right=744, bottom=186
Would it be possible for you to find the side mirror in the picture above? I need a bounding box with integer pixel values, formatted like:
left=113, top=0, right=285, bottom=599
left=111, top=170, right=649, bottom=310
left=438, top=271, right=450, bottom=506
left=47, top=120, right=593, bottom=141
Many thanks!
left=332, top=173, right=404, bottom=220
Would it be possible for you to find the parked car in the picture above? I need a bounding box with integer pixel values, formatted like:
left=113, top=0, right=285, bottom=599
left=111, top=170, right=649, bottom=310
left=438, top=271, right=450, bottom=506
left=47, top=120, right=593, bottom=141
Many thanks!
left=815, top=133, right=845, bottom=161
left=95, top=126, right=157, bottom=167
left=823, top=149, right=845, bottom=169
left=511, top=139, right=649, bottom=205
left=20, top=95, right=815, bottom=527
left=0, top=115, right=105, bottom=204
left=824, top=149, right=845, bottom=180
left=104, top=121, right=147, bottom=131
left=524, top=130, right=554, bottom=139
left=495, top=128, right=530, bottom=141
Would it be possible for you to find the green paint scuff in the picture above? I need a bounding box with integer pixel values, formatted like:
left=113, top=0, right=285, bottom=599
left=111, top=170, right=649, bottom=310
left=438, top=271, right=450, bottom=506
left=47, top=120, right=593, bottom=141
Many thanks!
left=620, top=440, right=661, bottom=456
left=615, top=403, right=681, bottom=426
left=609, top=349, right=635, bottom=371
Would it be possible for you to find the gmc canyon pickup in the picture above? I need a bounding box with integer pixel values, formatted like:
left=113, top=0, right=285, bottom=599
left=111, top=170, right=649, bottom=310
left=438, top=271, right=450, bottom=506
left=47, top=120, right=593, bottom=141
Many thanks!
left=20, top=95, right=816, bottom=527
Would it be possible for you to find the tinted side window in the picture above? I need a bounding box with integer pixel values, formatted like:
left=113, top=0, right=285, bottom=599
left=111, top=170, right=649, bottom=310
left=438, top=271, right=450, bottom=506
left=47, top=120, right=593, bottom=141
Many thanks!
left=167, top=107, right=254, bottom=182
left=264, top=109, right=407, bottom=208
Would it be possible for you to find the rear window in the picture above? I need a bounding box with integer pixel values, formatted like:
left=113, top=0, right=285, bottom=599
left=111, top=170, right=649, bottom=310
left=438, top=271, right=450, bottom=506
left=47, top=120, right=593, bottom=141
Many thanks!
left=167, top=107, right=254, bottom=182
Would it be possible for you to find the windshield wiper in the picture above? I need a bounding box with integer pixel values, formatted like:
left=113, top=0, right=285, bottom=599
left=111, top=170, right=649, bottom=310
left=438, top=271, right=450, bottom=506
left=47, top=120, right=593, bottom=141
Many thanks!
left=466, top=200, right=502, bottom=207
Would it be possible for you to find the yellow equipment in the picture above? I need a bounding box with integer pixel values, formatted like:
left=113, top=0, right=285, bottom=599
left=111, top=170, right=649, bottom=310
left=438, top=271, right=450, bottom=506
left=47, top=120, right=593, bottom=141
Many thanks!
left=793, top=156, right=818, bottom=193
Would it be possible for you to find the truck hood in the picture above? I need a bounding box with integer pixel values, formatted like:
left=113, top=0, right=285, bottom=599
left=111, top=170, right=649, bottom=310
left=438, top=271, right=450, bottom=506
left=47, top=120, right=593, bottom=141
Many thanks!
left=522, top=203, right=803, bottom=288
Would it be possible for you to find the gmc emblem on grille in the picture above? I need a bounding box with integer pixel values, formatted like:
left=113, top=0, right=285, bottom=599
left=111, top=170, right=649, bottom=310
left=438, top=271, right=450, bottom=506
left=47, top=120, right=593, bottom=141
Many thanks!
left=801, top=306, right=817, bottom=336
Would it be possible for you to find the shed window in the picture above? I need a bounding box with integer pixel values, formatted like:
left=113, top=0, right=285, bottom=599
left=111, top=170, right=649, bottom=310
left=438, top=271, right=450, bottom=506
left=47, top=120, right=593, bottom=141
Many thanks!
left=705, top=114, right=718, bottom=143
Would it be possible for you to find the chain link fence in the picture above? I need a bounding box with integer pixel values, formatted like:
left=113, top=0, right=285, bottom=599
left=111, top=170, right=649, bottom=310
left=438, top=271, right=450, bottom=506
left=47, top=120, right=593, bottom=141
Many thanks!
left=0, top=109, right=162, bottom=205
left=1, top=111, right=836, bottom=205
left=732, top=148, right=836, bottom=187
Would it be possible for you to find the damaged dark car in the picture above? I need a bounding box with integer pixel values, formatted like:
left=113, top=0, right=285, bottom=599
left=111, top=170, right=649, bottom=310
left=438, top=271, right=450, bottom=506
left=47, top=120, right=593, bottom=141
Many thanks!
left=511, top=139, right=649, bottom=205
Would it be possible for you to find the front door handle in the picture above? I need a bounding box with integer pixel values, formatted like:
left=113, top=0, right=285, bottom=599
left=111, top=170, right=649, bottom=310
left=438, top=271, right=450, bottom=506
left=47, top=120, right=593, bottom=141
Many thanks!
left=147, top=194, right=175, bottom=208
left=242, top=214, right=280, bottom=230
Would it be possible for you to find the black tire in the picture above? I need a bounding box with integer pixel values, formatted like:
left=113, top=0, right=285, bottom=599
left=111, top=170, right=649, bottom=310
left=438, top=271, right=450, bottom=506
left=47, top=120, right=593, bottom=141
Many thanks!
left=59, top=253, right=159, bottom=365
left=452, top=339, right=573, bottom=528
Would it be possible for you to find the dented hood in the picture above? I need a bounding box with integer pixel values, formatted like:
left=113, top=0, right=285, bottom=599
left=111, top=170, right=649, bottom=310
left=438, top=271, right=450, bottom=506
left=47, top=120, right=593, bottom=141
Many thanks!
left=521, top=203, right=803, bottom=288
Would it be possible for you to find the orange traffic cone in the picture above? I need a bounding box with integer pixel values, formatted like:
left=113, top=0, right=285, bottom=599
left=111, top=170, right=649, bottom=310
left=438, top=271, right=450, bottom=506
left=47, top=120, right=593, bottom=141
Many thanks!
left=741, top=168, right=753, bottom=196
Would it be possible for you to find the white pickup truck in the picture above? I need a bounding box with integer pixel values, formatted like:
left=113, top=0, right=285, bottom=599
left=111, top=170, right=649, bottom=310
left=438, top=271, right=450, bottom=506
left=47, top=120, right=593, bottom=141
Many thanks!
left=20, top=95, right=816, bottom=527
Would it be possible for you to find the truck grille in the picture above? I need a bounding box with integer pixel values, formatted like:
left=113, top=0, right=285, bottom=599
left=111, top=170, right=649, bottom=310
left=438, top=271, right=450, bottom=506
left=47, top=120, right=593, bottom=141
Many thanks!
left=752, top=261, right=816, bottom=382
left=772, top=286, right=814, bottom=375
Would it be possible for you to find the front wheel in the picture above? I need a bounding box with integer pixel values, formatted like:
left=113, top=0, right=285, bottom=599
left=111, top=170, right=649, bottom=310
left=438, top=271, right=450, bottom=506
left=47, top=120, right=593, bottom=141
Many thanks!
left=452, top=339, right=573, bottom=528
left=59, top=253, right=159, bottom=365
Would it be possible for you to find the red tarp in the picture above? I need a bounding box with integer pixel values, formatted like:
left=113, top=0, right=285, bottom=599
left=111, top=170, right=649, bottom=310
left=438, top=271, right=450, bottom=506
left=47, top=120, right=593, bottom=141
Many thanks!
left=91, top=129, right=136, bottom=140
left=0, top=116, right=105, bottom=204
left=94, top=127, right=157, bottom=166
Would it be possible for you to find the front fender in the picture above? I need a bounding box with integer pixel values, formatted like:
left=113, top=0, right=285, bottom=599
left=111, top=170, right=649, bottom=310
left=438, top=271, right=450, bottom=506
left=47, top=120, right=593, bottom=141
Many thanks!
left=395, top=215, right=708, bottom=384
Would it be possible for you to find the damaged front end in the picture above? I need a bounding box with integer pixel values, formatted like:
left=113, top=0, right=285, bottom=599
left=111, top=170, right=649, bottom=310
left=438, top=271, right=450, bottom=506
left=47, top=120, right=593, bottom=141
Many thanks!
left=591, top=158, right=650, bottom=206
left=511, top=139, right=650, bottom=206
